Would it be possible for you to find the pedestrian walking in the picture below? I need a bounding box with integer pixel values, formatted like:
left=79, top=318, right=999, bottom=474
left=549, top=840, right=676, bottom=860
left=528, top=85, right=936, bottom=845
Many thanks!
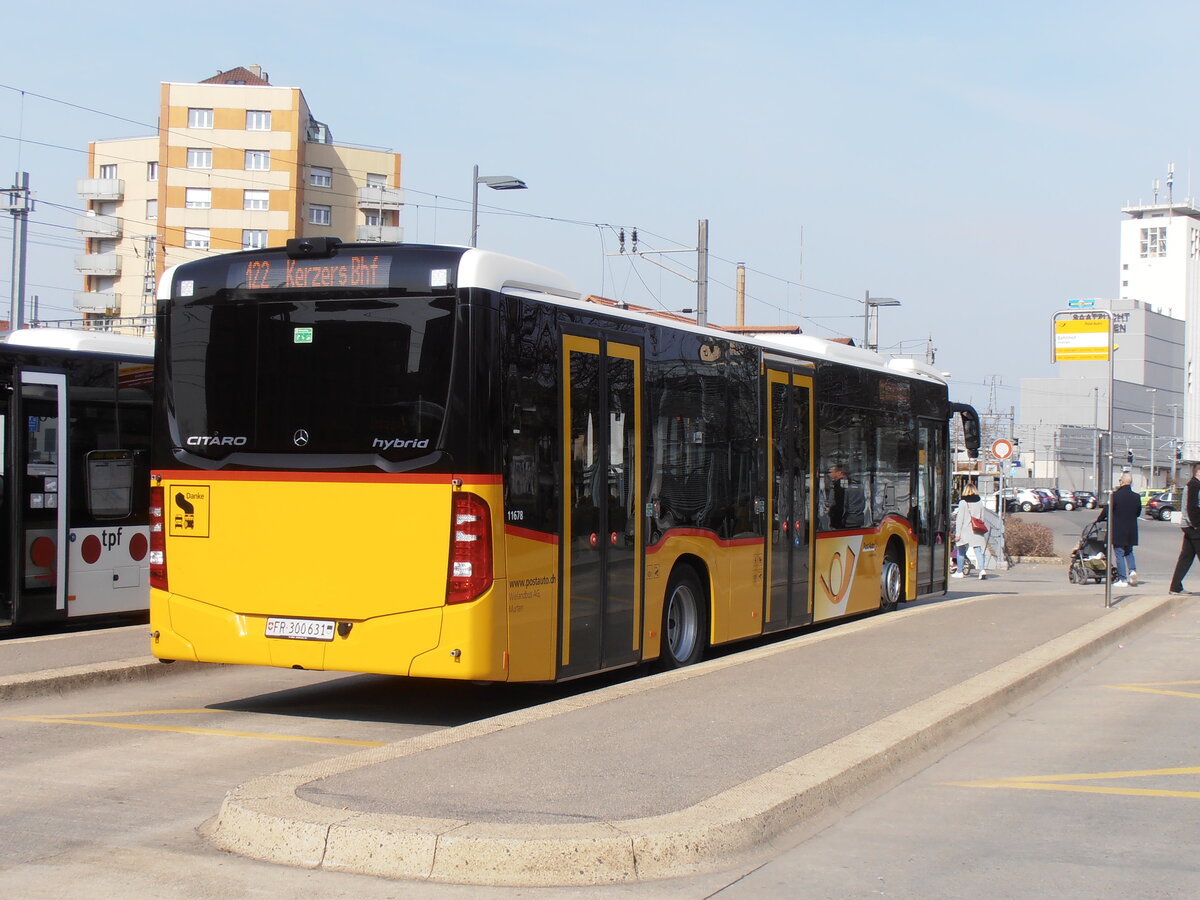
left=1108, top=472, right=1141, bottom=587
left=953, top=482, right=989, bottom=580
left=1169, top=462, right=1200, bottom=594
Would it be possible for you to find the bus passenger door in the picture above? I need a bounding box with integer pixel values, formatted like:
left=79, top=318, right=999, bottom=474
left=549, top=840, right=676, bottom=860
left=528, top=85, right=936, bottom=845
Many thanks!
left=19, top=372, right=68, bottom=615
left=765, top=368, right=814, bottom=631
left=0, top=378, right=9, bottom=624
left=560, top=335, right=642, bottom=677
left=916, top=419, right=948, bottom=594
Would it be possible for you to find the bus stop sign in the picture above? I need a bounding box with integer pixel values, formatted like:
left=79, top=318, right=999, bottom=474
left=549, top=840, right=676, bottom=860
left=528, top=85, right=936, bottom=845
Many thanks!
left=991, top=439, right=1014, bottom=460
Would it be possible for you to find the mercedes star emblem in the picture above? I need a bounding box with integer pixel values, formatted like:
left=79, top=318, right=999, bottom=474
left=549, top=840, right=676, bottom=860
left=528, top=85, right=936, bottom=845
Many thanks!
left=293, top=429, right=310, bottom=447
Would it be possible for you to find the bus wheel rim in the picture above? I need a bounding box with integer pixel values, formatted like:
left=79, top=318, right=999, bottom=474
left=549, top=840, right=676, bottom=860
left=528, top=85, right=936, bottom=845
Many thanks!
left=882, top=559, right=902, bottom=606
left=667, top=583, right=698, bottom=660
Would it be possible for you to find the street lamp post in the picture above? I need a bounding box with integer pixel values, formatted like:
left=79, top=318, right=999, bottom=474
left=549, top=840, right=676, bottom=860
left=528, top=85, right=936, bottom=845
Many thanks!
left=1168, top=402, right=1182, bottom=487
left=862, top=291, right=902, bottom=352
left=1146, top=388, right=1157, bottom=487
left=470, top=164, right=527, bottom=247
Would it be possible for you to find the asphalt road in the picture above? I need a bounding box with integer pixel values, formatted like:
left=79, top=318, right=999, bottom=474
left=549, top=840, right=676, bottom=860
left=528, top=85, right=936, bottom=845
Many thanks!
left=0, top=513, right=1193, bottom=898
left=716, top=592, right=1200, bottom=898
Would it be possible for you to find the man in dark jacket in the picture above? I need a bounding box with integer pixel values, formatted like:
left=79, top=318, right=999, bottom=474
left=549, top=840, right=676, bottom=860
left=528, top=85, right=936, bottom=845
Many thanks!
left=1109, top=473, right=1141, bottom=586
left=1169, top=462, right=1200, bottom=594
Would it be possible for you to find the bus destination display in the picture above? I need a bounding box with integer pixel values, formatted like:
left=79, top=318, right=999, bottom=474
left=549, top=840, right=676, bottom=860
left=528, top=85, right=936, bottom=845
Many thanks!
left=231, top=254, right=393, bottom=291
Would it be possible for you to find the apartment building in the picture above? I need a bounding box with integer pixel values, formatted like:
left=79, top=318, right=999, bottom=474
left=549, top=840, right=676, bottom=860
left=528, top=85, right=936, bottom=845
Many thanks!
left=75, top=65, right=403, bottom=323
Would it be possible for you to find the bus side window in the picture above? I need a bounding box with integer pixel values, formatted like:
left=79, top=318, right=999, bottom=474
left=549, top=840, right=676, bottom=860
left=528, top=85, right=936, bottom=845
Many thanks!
left=86, top=449, right=135, bottom=518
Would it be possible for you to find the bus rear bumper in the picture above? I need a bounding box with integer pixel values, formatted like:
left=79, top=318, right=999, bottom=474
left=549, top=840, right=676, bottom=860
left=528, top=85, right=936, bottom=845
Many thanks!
left=149, top=589, right=510, bottom=680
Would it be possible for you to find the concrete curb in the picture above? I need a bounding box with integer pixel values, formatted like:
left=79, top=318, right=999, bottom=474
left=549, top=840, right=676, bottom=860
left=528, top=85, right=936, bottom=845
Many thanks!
left=0, top=656, right=212, bottom=703
left=206, top=592, right=1186, bottom=886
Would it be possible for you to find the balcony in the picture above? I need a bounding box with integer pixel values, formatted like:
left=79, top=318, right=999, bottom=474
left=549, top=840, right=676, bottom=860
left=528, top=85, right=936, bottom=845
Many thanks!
left=73, top=291, right=118, bottom=313
left=356, top=225, right=405, bottom=243
left=356, top=186, right=404, bottom=211
left=75, top=214, right=122, bottom=239
left=77, top=178, right=124, bottom=201
left=74, top=253, right=121, bottom=277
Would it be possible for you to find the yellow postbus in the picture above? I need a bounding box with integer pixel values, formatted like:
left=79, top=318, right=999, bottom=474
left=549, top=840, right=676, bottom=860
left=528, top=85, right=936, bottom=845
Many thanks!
left=149, top=239, right=979, bottom=681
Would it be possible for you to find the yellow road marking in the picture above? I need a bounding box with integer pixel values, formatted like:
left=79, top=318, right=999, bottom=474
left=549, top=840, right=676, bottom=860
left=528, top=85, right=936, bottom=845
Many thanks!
left=4, top=709, right=385, bottom=746
left=947, top=780, right=1200, bottom=799
left=1106, top=679, right=1200, bottom=700
left=17, top=708, right=216, bottom=718
left=947, top=682, right=1200, bottom=799
left=946, top=767, right=1200, bottom=799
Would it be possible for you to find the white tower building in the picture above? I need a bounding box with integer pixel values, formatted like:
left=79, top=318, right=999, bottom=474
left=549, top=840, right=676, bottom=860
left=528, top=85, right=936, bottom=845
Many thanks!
left=1120, top=181, right=1200, bottom=461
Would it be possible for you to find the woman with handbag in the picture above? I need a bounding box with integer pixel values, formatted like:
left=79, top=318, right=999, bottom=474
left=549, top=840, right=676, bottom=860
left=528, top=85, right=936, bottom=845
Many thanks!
left=953, top=482, right=989, bottom=581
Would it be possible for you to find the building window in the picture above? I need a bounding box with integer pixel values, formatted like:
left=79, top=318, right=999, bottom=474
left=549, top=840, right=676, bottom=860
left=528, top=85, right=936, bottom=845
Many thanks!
left=366, top=172, right=387, bottom=187
left=243, top=189, right=269, bottom=211
left=1122, top=280, right=1129, bottom=287
left=1140, top=226, right=1167, bottom=258
left=146, top=199, right=157, bottom=221
left=245, top=150, right=271, bottom=171
left=364, top=212, right=383, bottom=227
left=184, top=228, right=210, bottom=249
left=188, top=108, right=214, bottom=129
left=147, top=161, right=158, bottom=181
left=98, top=164, right=117, bottom=179
left=187, top=148, right=212, bottom=169
left=185, top=187, right=212, bottom=209
left=310, top=166, right=333, bottom=188
left=242, top=229, right=268, bottom=250
left=1192, top=229, right=1200, bottom=259
left=246, top=110, right=272, bottom=131
left=309, top=204, right=332, bottom=226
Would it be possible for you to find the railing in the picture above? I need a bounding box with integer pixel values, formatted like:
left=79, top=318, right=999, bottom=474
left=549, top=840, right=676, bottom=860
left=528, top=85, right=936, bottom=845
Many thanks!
left=29, top=316, right=155, bottom=337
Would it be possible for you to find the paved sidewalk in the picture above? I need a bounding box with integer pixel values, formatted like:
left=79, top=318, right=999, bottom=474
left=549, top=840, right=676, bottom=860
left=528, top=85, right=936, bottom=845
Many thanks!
left=0, top=622, right=202, bottom=701
left=205, top=573, right=1188, bottom=886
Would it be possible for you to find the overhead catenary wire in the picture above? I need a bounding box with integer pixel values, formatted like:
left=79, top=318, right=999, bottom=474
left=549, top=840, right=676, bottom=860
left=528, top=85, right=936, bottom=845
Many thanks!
left=0, top=81, right=881, bottom=335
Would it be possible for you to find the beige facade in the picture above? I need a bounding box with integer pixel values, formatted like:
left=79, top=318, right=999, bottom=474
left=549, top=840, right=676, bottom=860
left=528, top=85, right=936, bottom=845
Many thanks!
left=76, top=67, right=403, bottom=323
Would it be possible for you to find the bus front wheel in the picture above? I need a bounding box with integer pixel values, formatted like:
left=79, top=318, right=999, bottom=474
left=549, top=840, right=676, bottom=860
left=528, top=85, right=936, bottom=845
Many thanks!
left=661, top=566, right=707, bottom=669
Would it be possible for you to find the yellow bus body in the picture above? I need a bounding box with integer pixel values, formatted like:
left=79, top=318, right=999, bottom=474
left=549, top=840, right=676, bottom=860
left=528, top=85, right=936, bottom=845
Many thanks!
left=150, top=472, right=518, bottom=681
left=150, top=473, right=918, bottom=683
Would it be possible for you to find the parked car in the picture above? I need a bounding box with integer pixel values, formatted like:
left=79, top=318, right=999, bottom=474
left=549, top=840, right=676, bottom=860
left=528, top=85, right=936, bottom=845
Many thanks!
left=1074, top=490, right=1099, bottom=509
left=1014, top=488, right=1048, bottom=512
left=1145, top=490, right=1182, bottom=521
left=1035, top=489, right=1059, bottom=511
left=1138, top=488, right=1163, bottom=506
left=984, top=489, right=1018, bottom=513
left=1051, top=489, right=1078, bottom=510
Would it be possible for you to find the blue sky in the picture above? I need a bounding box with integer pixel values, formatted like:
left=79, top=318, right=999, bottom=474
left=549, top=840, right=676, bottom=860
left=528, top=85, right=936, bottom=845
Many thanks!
left=2, top=1, right=1198, bottom=412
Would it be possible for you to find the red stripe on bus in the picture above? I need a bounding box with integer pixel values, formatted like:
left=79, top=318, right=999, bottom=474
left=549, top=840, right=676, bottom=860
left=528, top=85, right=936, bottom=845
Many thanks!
left=647, top=528, right=765, bottom=553
left=504, top=525, right=560, bottom=545
left=819, top=515, right=916, bottom=541
left=151, top=470, right=502, bottom=485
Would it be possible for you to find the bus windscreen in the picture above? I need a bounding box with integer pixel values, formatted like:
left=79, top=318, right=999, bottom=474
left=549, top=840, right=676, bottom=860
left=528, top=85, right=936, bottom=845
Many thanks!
left=168, top=294, right=455, bottom=461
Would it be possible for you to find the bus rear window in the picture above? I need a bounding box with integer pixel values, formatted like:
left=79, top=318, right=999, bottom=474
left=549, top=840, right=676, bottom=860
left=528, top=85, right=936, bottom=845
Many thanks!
left=169, top=295, right=455, bottom=460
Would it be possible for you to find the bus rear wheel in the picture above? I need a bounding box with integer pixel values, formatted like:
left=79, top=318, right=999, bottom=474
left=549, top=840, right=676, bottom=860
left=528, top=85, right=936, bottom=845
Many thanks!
left=661, top=566, right=706, bottom=669
left=880, top=552, right=904, bottom=612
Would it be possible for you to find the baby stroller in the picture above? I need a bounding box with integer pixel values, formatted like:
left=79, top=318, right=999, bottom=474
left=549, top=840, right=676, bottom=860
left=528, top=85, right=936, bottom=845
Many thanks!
left=1067, top=512, right=1117, bottom=584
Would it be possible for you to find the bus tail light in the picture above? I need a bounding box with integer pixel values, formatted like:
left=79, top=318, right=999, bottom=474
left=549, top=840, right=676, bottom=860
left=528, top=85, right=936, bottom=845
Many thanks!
left=446, top=492, right=492, bottom=605
left=149, top=485, right=167, bottom=591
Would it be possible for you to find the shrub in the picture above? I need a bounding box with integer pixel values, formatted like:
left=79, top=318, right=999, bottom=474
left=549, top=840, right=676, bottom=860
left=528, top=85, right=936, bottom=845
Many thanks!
left=1004, top=515, right=1056, bottom=558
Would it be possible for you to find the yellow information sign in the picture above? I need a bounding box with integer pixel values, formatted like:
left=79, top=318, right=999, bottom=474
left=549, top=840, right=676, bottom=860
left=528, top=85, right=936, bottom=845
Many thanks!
left=1053, top=314, right=1111, bottom=362
left=168, top=484, right=210, bottom=537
